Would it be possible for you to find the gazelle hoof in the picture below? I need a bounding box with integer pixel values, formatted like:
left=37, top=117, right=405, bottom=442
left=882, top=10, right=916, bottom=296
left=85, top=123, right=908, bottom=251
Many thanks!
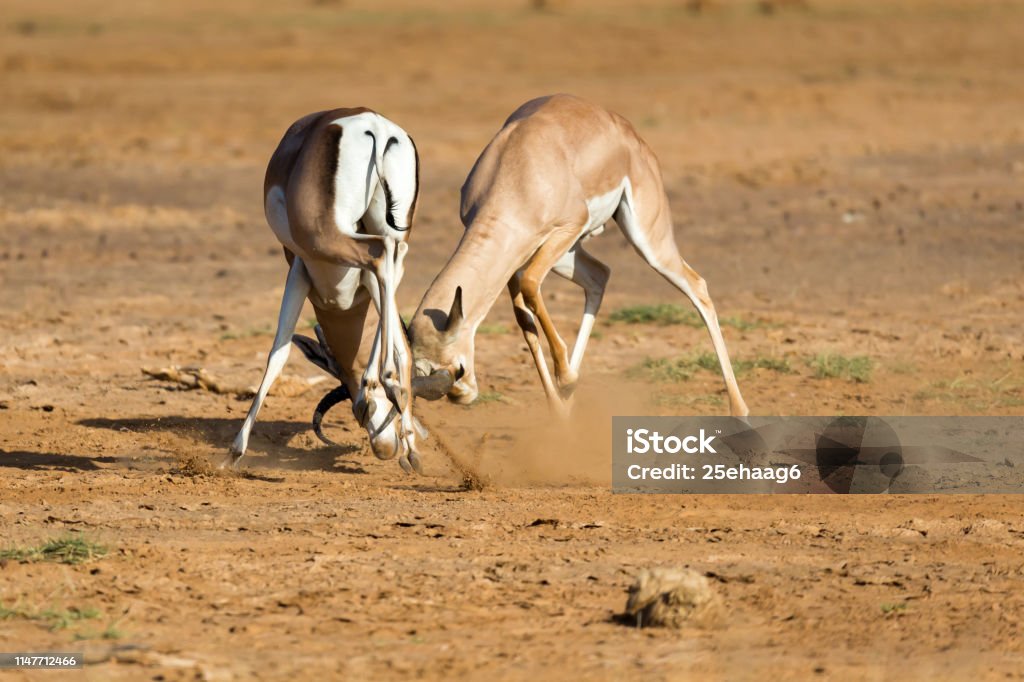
left=226, top=436, right=247, bottom=467
left=398, top=453, right=413, bottom=473
left=408, top=449, right=424, bottom=475
left=398, top=449, right=424, bottom=475
left=221, top=453, right=243, bottom=471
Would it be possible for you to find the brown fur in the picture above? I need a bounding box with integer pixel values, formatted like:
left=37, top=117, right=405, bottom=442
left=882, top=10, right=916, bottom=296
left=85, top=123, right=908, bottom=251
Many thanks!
left=411, top=94, right=749, bottom=416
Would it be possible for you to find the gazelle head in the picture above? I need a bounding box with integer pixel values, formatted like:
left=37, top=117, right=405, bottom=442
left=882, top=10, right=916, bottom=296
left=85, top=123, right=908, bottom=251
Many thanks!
left=296, top=331, right=412, bottom=461
left=409, top=286, right=478, bottom=404
left=353, top=383, right=409, bottom=460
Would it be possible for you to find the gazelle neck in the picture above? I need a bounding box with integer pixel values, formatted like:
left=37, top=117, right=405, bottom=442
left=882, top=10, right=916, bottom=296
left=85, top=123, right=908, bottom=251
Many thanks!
left=416, top=221, right=533, bottom=340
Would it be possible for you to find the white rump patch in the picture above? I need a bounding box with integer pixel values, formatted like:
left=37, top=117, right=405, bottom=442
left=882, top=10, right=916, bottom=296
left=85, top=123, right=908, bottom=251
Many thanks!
left=582, top=177, right=630, bottom=240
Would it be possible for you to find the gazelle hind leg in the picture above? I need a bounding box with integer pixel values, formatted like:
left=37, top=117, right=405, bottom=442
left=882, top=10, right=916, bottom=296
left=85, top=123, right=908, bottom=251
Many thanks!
left=229, top=257, right=312, bottom=465
left=550, top=245, right=611, bottom=377
left=384, top=241, right=421, bottom=472
left=508, top=275, right=570, bottom=418
left=615, top=196, right=750, bottom=417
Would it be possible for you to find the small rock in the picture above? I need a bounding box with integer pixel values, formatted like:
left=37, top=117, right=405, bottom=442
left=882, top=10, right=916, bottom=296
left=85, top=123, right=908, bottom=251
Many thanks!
left=624, top=568, right=725, bottom=629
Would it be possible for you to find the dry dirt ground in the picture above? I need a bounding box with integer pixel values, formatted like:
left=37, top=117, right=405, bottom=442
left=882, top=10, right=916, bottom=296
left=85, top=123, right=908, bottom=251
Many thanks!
left=1, top=0, right=1023, bottom=679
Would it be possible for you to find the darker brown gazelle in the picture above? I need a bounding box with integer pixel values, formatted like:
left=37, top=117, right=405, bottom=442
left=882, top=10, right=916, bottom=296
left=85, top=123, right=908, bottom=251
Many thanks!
left=229, top=108, right=448, bottom=474
left=409, top=94, right=749, bottom=417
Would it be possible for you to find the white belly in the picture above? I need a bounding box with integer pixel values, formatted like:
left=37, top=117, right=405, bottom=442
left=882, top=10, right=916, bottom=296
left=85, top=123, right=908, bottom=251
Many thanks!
left=581, top=177, right=628, bottom=240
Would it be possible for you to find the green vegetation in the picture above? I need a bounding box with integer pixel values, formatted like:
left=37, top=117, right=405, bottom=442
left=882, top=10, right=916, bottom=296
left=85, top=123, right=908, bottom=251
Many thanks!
left=737, top=356, right=793, bottom=374
left=473, top=391, right=506, bottom=404
left=880, top=602, right=908, bottom=615
left=610, top=303, right=702, bottom=327
left=652, top=393, right=725, bottom=408
left=808, top=354, right=873, bottom=383
left=912, top=369, right=1022, bottom=409
left=0, top=535, right=108, bottom=565
left=608, top=303, right=768, bottom=331
left=0, top=604, right=101, bottom=632
left=630, top=357, right=697, bottom=383
left=631, top=352, right=793, bottom=382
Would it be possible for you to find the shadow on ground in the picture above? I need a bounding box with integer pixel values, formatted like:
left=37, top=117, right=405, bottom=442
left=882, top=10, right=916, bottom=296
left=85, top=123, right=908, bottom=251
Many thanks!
left=77, top=417, right=367, bottom=474
left=0, top=450, right=120, bottom=472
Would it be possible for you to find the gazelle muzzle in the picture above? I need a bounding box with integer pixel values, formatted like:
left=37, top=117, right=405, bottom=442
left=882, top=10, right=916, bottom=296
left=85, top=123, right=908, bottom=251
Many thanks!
left=410, top=368, right=455, bottom=401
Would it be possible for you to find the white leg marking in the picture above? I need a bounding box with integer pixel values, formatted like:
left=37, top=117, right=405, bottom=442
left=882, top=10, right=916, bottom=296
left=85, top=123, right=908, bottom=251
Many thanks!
left=230, top=258, right=312, bottom=462
left=551, top=246, right=610, bottom=376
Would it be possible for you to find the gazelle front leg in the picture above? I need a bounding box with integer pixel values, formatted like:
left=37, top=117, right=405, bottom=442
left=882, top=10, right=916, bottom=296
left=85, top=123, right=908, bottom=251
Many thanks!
left=376, top=240, right=421, bottom=473
left=229, top=257, right=311, bottom=465
left=518, top=230, right=584, bottom=401
left=355, top=300, right=385, bottom=428
left=360, top=238, right=420, bottom=472
left=509, top=274, right=570, bottom=418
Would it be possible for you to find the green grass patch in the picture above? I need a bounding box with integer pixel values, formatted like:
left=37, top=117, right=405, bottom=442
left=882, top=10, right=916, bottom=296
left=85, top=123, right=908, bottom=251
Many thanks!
left=473, top=391, right=506, bottom=404
left=912, top=369, right=1022, bottom=409
left=610, top=303, right=702, bottom=327
left=0, top=535, right=108, bottom=565
left=631, top=353, right=793, bottom=383
left=608, top=303, right=768, bottom=331
left=718, top=315, right=767, bottom=332
left=808, top=354, right=873, bottom=383
left=652, top=393, right=725, bottom=408
left=629, top=357, right=696, bottom=383
left=737, top=356, right=793, bottom=374
left=0, top=604, right=101, bottom=632
left=880, top=602, right=908, bottom=615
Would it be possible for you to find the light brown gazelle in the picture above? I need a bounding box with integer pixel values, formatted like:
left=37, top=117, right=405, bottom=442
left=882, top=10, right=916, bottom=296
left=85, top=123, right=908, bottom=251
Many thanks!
left=229, top=108, right=451, bottom=473
left=409, top=94, right=749, bottom=418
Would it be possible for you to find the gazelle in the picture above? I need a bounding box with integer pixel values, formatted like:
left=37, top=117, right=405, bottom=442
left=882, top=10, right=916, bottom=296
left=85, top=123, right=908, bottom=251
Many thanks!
left=409, top=94, right=749, bottom=418
left=228, top=108, right=450, bottom=474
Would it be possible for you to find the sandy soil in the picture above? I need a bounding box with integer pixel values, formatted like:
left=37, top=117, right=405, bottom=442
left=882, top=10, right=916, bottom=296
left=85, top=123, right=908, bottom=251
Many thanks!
left=1, top=0, right=1023, bottom=679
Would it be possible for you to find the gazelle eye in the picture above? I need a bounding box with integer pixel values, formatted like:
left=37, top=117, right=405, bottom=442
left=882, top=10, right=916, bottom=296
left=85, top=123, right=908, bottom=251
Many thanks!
left=455, top=364, right=466, bottom=381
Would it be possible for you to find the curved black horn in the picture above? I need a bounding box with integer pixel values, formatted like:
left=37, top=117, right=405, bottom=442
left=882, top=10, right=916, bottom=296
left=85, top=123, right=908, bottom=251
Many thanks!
left=312, top=384, right=351, bottom=446
left=411, top=369, right=454, bottom=401
left=445, top=286, right=464, bottom=333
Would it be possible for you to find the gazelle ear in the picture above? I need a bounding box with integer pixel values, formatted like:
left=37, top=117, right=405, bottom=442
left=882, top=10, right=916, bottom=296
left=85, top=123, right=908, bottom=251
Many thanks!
left=444, top=286, right=464, bottom=334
